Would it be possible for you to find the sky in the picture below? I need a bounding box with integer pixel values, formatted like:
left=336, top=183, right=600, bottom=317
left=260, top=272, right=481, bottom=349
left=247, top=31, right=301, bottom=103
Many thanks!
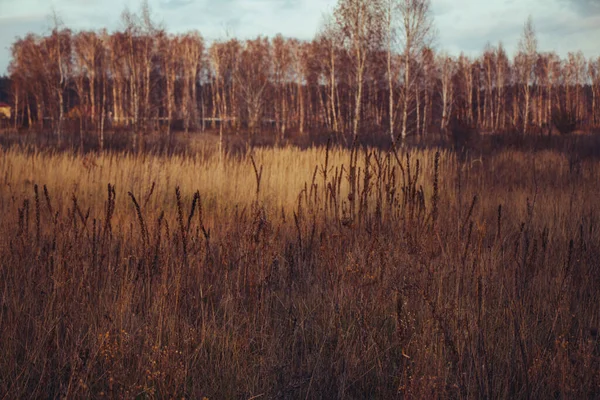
left=0, top=0, right=599, bottom=75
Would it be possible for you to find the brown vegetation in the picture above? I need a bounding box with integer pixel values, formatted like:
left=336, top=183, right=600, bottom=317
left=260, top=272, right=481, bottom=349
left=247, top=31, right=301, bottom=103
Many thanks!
left=0, top=144, right=598, bottom=398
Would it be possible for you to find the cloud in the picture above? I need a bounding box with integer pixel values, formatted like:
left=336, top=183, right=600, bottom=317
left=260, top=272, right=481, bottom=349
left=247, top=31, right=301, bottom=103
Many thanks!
left=561, top=0, right=600, bottom=15
left=159, top=0, right=193, bottom=8
left=0, top=0, right=339, bottom=72
left=0, top=0, right=598, bottom=75
left=0, top=16, right=48, bottom=71
left=433, top=0, right=600, bottom=58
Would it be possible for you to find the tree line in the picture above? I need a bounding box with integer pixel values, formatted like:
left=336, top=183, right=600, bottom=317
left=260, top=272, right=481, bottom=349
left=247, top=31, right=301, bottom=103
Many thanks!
left=5, top=0, right=600, bottom=148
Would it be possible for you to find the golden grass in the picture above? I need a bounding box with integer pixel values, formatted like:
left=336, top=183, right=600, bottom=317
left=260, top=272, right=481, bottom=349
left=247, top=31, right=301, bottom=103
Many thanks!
left=1, top=146, right=363, bottom=213
left=0, top=144, right=598, bottom=398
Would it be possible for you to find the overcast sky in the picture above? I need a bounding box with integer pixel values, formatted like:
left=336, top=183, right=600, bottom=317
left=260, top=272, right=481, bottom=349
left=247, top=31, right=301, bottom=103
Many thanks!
left=0, top=0, right=599, bottom=74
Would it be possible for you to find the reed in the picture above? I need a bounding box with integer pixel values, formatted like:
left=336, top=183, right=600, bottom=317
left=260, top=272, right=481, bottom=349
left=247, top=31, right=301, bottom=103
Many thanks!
left=0, top=144, right=598, bottom=398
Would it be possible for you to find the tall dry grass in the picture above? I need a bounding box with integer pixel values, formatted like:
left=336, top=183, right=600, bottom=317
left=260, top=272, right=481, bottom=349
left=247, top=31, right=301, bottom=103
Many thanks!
left=0, top=144, right=598, bottom=398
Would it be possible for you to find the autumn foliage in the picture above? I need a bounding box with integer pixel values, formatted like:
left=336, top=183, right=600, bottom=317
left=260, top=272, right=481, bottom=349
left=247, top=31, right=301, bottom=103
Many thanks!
left=4, top=2, right=600, bottom=144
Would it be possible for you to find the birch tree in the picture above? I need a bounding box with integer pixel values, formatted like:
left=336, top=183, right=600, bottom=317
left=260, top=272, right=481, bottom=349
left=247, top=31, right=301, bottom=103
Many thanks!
left=438, top=52, right=456, bottom=133
left=180, top=32, right=204, bottom=133
left=334, top=0, right=383, bottom=144
left=158, top=33, right=179, bottom=135
left=457, top=53, right=474, bottom=125
left=589, top=57, right=600, bottom=126
left=42, top=13, right=71, bottom=141
left=482, top=44, right=496, bottom=129
left=383, top=0, right=399, bottom=144
left=272, top=34, right=293, bottom=139
left=397, top=0, right=434, bottom=141
left=495, top=43, right=509, bottom=130
left=236, top=37, right=271, bottom=133
left=546, top=52, right=562, bottom=128
left=517, top=15, right=537, bottom=133
left=420, top=46, right=435, bottom=136
left=73, top=31, right=102, bottom=129
left=316, top=17, right=343, bottom=134
left=293, top=41, right=313, bottom=135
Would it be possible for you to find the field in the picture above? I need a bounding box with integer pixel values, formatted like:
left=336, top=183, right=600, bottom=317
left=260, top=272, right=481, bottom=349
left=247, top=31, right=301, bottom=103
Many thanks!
left=0, top=142, right=599, bottom=398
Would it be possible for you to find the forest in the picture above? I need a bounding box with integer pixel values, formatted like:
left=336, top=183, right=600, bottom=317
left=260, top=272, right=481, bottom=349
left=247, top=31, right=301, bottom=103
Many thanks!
left=1, top=0, right=599, bottom=149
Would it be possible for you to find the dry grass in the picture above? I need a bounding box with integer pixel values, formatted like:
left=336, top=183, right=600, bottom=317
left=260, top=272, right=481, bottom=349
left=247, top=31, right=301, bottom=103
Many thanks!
left=0, top=144, right=598, bottom=399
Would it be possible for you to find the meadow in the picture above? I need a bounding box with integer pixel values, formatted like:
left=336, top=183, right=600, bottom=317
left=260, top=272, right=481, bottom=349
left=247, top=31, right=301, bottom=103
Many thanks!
left=0, top=142, right=598, bottom=398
